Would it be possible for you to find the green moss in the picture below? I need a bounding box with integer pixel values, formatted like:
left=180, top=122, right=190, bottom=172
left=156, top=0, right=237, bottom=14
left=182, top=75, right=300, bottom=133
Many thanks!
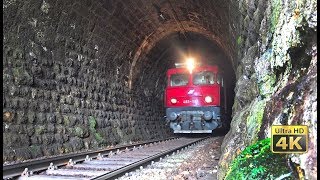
left=270, top=0, right=282, bottom=33
left=35, top=125, right=46, bottom=135
left=13, top=66, right=23, bottom=77
left=247, top=100, right=266, bottom=143
left=88, top=116, right=104, bottom=144
left=225, top=138, right=295, bottom=180
left=29, top=145, right=41, bottom=153
left=237, top=36, right=243, bottom=45
left=63, top=145, right=72, bottom=154
left=89, top=116, right=96, bottom=130
left=255, top=49, right=277, bottom=98
left=94, top=132, right=104, bottom=142
left=258, top=74, right=276, bottom=98
left=75, top=126, right=84, bottom=137
left=63, top=115, right=70, bottom=126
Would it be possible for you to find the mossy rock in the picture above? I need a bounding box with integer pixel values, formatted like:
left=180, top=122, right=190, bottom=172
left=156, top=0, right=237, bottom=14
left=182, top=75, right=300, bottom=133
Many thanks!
left=28, top=145, right=42, bottom=158
left=63, top=115, right=70, bottom=126
left=225, top=138, right=295, bottom=180
left=94, top=132, right=104, bottom=143
left=35, top=125, right=47, bottom=135
left=237, top=36, right=243, bottom=45
left=89, top=116, right=97, bottom=130
left=258, top=74, right=276, bottom=97
left=75, top=126, right=89, bottom=138
left=12, top=66, right=33, bottom=85
left=88, top=116, right=104, bottom=144
left=75, top=126, right=84, bottom=138
left=246, top=99, right=266, bottom=143
left=270, top=0, right=282, bottom=33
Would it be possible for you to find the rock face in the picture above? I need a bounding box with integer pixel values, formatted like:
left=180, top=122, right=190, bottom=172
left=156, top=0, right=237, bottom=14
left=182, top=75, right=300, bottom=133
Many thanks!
left=218, top=0, right=317, bottom=179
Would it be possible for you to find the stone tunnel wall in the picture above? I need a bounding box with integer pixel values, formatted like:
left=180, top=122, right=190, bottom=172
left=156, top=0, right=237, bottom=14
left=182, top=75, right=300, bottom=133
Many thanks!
left=3, top=0, right=171, bottom=162
left=3, top=0, right=317, bottom=178
left=218, top=0, right=317, bottom=179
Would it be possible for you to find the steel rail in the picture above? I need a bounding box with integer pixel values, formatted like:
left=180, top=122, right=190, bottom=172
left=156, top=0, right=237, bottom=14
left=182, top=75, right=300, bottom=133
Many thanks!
left=3, top=137, right=175, bottom=179
left=92, top=137, right=210, bottom=180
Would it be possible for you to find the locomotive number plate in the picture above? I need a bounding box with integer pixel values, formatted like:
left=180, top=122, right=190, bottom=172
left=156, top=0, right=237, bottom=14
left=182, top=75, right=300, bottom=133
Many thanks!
left=183, top=99, right=197, bottom=104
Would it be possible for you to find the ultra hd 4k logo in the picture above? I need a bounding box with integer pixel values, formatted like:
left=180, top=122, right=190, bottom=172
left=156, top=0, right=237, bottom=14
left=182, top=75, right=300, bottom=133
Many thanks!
left=271, top=125, right=308, bottom=153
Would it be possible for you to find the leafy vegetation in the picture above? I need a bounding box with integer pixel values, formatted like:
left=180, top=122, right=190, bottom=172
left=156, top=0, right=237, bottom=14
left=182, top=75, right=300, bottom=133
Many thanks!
left=225, top=138, right=295, bottom=180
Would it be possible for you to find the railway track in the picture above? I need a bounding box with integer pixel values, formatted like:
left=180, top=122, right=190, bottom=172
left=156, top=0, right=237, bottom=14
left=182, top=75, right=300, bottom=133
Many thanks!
left=3, top=137, right=209, bottom=180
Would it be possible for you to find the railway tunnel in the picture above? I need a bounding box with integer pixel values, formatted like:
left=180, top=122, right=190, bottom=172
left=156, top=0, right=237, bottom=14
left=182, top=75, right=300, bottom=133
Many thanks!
left=3, top=0, right=317, bottom=179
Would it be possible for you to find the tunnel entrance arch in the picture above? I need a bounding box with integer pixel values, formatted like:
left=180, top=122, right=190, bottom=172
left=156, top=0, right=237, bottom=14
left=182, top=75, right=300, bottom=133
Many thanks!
left=128, top=21, right=237, bottom=90
left=130, top=31, right=236, bottom=133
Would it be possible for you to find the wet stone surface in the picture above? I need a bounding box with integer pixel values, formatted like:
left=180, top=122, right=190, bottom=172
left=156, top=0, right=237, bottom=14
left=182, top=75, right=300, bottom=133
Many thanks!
left=118, top=136, right=224, bottom=180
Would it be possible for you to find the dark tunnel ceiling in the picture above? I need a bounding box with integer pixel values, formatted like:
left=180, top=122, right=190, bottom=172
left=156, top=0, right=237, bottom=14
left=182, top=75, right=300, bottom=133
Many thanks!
left=150, top=32, right=235, bottom=79
left=118, top=0, right=239, bottom=114
left=123, top=0, right=239, bottom=88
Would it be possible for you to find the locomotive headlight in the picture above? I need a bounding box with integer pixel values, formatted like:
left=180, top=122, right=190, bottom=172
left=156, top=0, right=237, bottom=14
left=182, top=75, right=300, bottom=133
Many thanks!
left=170, top=98, right=177, bottom=104
left=205, top=96, right=212, bottom=103
left=186, top=57, right=195, bottom=73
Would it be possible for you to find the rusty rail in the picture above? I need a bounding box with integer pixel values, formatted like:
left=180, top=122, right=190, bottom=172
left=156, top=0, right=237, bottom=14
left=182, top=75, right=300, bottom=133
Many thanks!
left=3, top=137, right=175, bottom=179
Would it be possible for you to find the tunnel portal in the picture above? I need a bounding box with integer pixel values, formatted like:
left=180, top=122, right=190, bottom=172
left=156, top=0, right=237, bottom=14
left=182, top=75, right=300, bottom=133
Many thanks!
left=4, top=0, right=317, bottom=179
left=4, top=0, right=239, bottom=162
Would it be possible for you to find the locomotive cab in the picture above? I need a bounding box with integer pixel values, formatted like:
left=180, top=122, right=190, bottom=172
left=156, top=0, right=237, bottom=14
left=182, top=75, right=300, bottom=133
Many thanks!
left=164, top=63, right=226, bottom=133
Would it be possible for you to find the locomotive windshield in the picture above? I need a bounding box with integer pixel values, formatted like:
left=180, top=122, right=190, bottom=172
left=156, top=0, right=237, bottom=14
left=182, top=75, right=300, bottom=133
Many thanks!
left=170, top=74, right=189, bottom=86
left=193, top=71, right=215, bottom=85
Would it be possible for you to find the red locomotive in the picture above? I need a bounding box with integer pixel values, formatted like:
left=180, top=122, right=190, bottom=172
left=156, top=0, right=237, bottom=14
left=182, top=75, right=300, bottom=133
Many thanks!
left=164, top=59, right=227, bottom=133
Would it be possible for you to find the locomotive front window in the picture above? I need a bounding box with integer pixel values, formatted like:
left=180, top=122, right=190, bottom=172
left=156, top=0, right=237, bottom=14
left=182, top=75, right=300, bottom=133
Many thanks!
left=170, top=74, right=189, bottom=86
left=193, top=71, right=215, bottom=85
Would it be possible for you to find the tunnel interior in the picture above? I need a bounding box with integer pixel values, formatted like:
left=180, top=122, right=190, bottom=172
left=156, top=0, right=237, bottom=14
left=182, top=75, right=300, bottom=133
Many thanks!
left=132, top=32, right=236, bottom=127
left=4, top=0, right=238, bottom=162
left=3, top=0, right=317, bottom=178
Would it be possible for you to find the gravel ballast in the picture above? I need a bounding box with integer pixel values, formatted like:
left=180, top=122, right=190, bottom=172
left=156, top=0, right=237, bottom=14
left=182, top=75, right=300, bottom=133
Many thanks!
left=118, top=136, right=224, bottom=180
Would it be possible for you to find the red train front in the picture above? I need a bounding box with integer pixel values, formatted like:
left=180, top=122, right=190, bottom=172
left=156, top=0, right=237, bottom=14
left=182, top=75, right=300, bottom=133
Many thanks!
left=164, top=60, right=226, bottom=133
